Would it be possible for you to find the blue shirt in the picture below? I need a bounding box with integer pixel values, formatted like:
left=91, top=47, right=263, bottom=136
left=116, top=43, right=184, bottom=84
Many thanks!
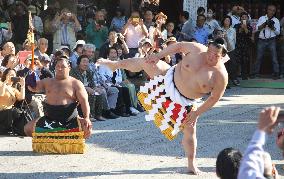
left=237, top=130, right=266, bottom=179
left=192, top=26, right=209, bottom=45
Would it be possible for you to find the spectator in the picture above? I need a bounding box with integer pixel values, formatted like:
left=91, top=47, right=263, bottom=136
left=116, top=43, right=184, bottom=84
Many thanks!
left=220, top=16, right=239, bottom=86
left=166, top=22, right=175, bottom=38
left=216, top=147, right=242, bottom=179
left=197, top=7, right=205, bottom=16
left=98, top=47, right=136, bottom=117
left=228, top=4, right=241, bottom=28
left=1, top=42, right=15, bottom=58
left=205, top=8, right=221, bottom=37
left=83, top=44, right=120, bottom=119
left=34, top=38, right=49, bottom=60
left=69, top=40, right=85, bottom=68
left=163, top=37, right=182, bottom=66
left=238, top=106, right=280, bottom=179
left=0, top=68, right=25, bottom=135
left=110, top=7, right=127, bottom=33
left=11, top=1, right=29, bottom=50
left=52, top=8, right=81, bottom=53
left=148, top=12, right=167, bottom=51
left=59, top=45, right=71, bottom=58
left=69, top=55, right=106, bottom=121
left=192, top=14, right=209, bottom=45
left=0, top=12, right=12, bottom=48
left=99, top=31, right=129, bottom=59
left=1, top=54, right=18, bottom=70
left=177, top=11, right=193, bottom=42
left=85, top=10, right=108, bottom=58
left=252, top=4, right=280, bottom=80
left=234, top=12, right=253, bottom=80
left=122, top=10, right=148, bottom=58
left=28, top=5, right=43, bottom=41
left=143, top=10, right=155, bottom=30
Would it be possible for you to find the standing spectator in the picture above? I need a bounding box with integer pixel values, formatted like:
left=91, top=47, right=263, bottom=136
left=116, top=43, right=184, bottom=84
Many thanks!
left=192, top=14, right=209, bottom=45
left=122, top=10, right=148, bottom=58
left=110, top=7, right=127, bottom=33
left=148, top=12, right=167, bottom=51
left=99, top=31, right=129, bottom=59
left=252, top=4, right=280, bottom=80
left=228, top=5, right=241, bottom=28
left=0, top=13, right=12, bottom=48
left=166, top=22, right=175, bottom=38
left=220, top=16, right=239, bottom=86
left=205, top=8, right=221, bottom=37
left=143, top=10, right=155, bottom=30
left=177, top=11, right=192, bottom=42
left=28, top=5, right=43, bottom=41
left=69, top=40, right=85, bottom=69
left=52, top=8, right=81, bottom=53
left=85, top=10, right=108, bottom=58
left=234, top=12, right=253, bottom=80
left=11, top=2, right=29, bottom=50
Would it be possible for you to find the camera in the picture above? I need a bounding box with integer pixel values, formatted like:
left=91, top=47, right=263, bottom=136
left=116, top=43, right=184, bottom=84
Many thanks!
left=266, top=19, right=275, bottom=29
left=11, top=77, right=20, bottom=83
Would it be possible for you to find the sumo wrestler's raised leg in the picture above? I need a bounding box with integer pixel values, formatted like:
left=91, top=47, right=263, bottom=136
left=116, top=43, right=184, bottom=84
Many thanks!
left=24, top=119, right=38, bottom=136
left=182, top=122, right=201, bottom=175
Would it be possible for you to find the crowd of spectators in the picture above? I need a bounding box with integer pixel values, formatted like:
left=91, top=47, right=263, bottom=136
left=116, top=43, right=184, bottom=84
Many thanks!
left=0, top=1, right=284, bottom=178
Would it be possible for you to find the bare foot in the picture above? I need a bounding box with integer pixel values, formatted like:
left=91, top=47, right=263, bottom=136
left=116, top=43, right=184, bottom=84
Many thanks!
left=96, top=58, right=117, bottom=71
left=187, top=164, right=202, bottom=175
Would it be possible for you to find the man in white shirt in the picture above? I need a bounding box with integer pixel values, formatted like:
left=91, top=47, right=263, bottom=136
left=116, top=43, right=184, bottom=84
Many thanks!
left=238, top=106, right=281, bottom=179
left=252, top=4, right=280, bottom=79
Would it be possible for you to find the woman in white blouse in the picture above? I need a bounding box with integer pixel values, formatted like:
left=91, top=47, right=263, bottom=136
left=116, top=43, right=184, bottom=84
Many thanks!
left=220, top=16, right=240, bottom=86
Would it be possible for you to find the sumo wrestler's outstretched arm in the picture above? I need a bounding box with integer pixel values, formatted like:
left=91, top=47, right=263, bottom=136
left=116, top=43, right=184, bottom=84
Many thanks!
left=97, top=58, right=144, bottom=72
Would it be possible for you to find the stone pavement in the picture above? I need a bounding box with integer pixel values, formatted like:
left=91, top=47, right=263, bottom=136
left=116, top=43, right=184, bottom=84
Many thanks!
left=0, top=87, right=284, bottom=179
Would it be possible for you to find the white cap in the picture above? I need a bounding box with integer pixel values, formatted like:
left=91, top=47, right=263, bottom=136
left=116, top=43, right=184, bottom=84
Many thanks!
left=73, top=40, right=86, bottom=50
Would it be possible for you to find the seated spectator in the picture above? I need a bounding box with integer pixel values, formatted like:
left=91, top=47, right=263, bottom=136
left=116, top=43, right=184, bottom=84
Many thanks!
left=34, top=38, right=49, bottom=60
left=52, top=8, right=81, bottom=53
left=70, top=55, right=107, bottom=121
left=1, top=42, right=15, bottom=59
left=99, top=30, right=129, bottom=59
left=1, top=54, right=18, bottom=71
left=98, top=47, right=136, bottom=117
left=59, top=45, right=71, bottom=57
left=69, top=40, right=85, bottom=68
left=110, top=7, right=127, bottom=33
left=238, top=106, right=281, bottom=179
left=216, top=147, right=242, bottom=179
left=0, top=68, right=25, bottom=135
left=177, top=11, right=193, bottom=42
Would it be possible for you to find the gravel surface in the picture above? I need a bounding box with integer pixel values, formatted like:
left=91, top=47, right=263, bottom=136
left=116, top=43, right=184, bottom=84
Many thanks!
left=0, top=87, right=284, bottom=179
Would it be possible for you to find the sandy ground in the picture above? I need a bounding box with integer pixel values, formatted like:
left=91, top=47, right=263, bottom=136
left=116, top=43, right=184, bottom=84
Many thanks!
left=0, top=87, right=284, bottom=179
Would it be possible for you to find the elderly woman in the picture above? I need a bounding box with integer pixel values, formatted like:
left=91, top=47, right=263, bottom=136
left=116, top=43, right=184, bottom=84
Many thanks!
left=0, top=68, right=25, bottom=135
left=70, top=55, right=118, bottom=121
left=52, top=8, right=82, bottom=52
